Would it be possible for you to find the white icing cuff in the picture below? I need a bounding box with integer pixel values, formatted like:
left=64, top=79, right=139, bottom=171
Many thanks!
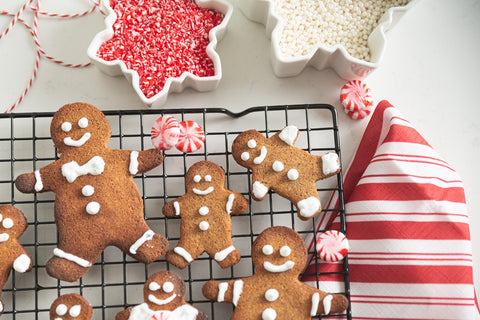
left=129, top=151, right=139, bottom=175
left=13, top=254, right=31, bottom=273
left=323, top=294, right=333, bottom=315
left=173, top=201, right=180, bottom=216
left=297, top=197, right=321, bottom=218
left=322, top=153, right=340, bottom=175
left=215, top=245, right=235, bottom=262
left=217, top=282, right=228, bottom=302
left=53, top=248, right=92, bottom=268
left=232, top=280, right=243, bottom=306
left=252, top=181, right=269, bottom=199
left=129, top=230, right=155, bottom=255
left=310, top=292, right=320, bottom=316
left=279, top=125, right=299, bottom=146
left=226, top=193, right=235, bottom=214
left=34, top=170, right=43, bottom=192
left=174, top=247, right=193, bottom=263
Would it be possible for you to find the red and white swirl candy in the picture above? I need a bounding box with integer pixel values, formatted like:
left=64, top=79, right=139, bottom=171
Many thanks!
left=151, top=116, right=181, bottom=150
left=340, top=80, right=373, bottom=120
left=316, top=230, right=349, bottom=262
left=176, top=120, right=205, bottom=153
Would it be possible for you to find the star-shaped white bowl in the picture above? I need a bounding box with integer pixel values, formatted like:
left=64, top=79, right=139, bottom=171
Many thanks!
left=238, top=0, right=419, bottom=79
left=87, top=0, right=233, bottom=108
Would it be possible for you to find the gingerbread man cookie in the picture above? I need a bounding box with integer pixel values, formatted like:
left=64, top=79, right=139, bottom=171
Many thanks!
left=231, top=126, right=340, bottom=220
left=50, top=294, right=92, bottom=320
left=162, top=161, right=248, bottom=269
left=0, top=205, right=32, bottom=316
left=15, top=102, right=169, bottom=282
left=116, top=270, right=207, bottom=320
left=202, top=226, right=348, bottom=319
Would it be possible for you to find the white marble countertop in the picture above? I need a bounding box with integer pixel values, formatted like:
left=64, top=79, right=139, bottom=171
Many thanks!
left=1, top=0, right=479, bottom=309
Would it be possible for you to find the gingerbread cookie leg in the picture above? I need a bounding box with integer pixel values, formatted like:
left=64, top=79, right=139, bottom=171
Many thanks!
left=166, top=238, right=205, bottom=269
left=116, top=225, right=169, bottom=264
left=47, top=242, right=100, bottom=282
left=206, top=240, right=241, bottom=269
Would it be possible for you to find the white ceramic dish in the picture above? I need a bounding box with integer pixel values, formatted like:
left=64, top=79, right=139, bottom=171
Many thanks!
left=238, top=0, right=419, bottom=80
left=87, top=0, right=233, bottom=108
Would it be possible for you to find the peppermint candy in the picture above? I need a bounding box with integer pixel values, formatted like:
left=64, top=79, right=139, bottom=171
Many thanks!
left=151, top=116, right=181, bottom=150
left=340, top=80, right=373, bottom=120
left=176, top=121, right=205, bottom=153
left=316, top=230, right=349, bottom=262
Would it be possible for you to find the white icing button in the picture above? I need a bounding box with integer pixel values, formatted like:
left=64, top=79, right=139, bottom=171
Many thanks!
left=262, top=308, right=277, bottom=320
left=149, top=281, right=161, bottom=291
left=272, top=160, right=284, bottom=172
left=287, top=169, right=299, bottom=181
left=193, top=175, right=201, bottom=183
left=78, top=117, right=88, bottom=129
left=81, top=185, right=94, bottom=197
left=69, top=304, right=81, bottom=317
left=163, top=281, right=174, bottom=293
left=241, top=152, right=250, bottom=161
left=2, top=218, right=13, bottom=229
left=198, top=206, right=209, bottom=216
left=204, top=175, right=212, bottom=182
left=61, top=122, right=72, bottom=132
left=247, top=139, right=257, bottom=148
left=55, top=304, right=68, bottom=316
left=280, top=245, right=291, bottom=257
left=265, top=289, right=279, bottom=302
left=262, top=244, right=273, bottom=255
left=199, top=221, right=210, bottom=231
left=86, top=202, right=100, bottom=215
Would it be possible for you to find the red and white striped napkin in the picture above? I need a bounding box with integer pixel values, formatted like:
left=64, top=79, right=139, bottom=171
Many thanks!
left=303, top=100, right=479, bottom=319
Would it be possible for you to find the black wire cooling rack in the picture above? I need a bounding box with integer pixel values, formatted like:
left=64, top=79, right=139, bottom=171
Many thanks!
left=0, top=104, right=351, bottom=320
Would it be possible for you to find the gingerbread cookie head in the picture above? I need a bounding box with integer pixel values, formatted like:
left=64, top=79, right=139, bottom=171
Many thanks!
left=50, top=102, right=111, bottom=154
left=231, top=130, right=270, bottom=168
left=0, top=205, right=28, bottom=243
left=143, top=271, right=187, bottom=311
left=252, top=226, right=307, bottom=277
left=185, top=160, right=225, bottom=196
left=49, top=294, right=92, bottom=320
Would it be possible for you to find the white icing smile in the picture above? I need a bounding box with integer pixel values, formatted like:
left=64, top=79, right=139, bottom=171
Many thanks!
left=64, top=132, right=91, bottom=147
left=192, top=186, right=214, bottom=195
left=253, top=146, right=268, bottom=164
left=148, top=293, right=177, bottom=306
left=263, top=260, right=295, bottom=273
left=0, top=233, right=9, bottom=242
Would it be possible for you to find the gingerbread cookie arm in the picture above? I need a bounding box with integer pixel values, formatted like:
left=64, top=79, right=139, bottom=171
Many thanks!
left=128, top=149, right=163, bottom=175
left=15, top=162, right=60, bottom=193
left=203, top=278, right=245, bottom=306
left=271, top=125, right=300, bottom=146
left=226, top=191, right=248, bottom=216
left=11, top=241, right=33, bottom=273
left=162, top=197, right=184, bottom=218
left=306, top=285, right=349, bottom=316
left=115, top=307, right=132, bottom=320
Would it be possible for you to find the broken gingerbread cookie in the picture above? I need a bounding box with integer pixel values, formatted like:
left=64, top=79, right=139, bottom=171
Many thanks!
left=116, top=270, right=207, bottom=320
left=162, top=160, right=248, bottom=269
left=15, top=102, right=169, bottom=282
left=231, top=126, right=340, bottom=220
left=202, top=226, right=348, bottom=319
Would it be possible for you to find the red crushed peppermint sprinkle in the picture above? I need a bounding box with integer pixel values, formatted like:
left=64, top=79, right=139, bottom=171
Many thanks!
left=96, top=0, right=223, bottom=99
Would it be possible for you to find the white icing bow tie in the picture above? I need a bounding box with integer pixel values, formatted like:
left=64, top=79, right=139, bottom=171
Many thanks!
left=61, top=156, right=105, bottom=183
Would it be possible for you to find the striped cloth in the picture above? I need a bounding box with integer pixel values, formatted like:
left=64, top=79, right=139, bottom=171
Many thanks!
left=302, top=100, right=480, bottom=319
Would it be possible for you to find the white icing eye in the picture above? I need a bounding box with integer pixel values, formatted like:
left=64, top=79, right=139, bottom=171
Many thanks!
left=55, top=303, right=68, bottom=316
left=163, top=281, right=174, bottom=293
left=204, top=175, right=212, bottom=182
left=2, top=218, right=13, bottom=229
left=193, top=175, right=201, bottom=183
left=69, top=305, right=81, bottom=317
left=247, top=139, right=257, bottom=148
left=78, top=117, right=88, bottom=129
left=61, top=122, right=72, bottom=132
left=149, top=281, right=161, bottom=291
left=241, top=152, right=250, bottom=161
left=280, top=245, right=291, bottom=257
left=262, top=244, right=273, bottom=256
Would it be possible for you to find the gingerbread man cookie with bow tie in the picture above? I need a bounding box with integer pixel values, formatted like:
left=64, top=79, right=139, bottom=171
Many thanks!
left=231, top=126, right=340, bottom=220
left=202, top=226, right=348, bottom=319
left=0, top=205, right=32, bottom=316
left=162, top=161, right=248, bottom=269
left=15, top=102, right=169, bottom=282
left=50, top=294, right=92, bottom=320
left=116, top=270, right=207, bottom=320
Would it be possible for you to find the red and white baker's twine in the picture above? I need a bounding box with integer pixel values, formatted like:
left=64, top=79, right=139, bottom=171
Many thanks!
left=0, top=0, right=105, bottom=113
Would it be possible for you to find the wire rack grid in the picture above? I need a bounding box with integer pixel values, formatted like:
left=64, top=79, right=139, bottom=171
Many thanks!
left=0, top=103, right=351, bottom=320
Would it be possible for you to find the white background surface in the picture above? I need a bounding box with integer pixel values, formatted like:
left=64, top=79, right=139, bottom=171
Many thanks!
left=1, top=0, right=479, bottom=309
